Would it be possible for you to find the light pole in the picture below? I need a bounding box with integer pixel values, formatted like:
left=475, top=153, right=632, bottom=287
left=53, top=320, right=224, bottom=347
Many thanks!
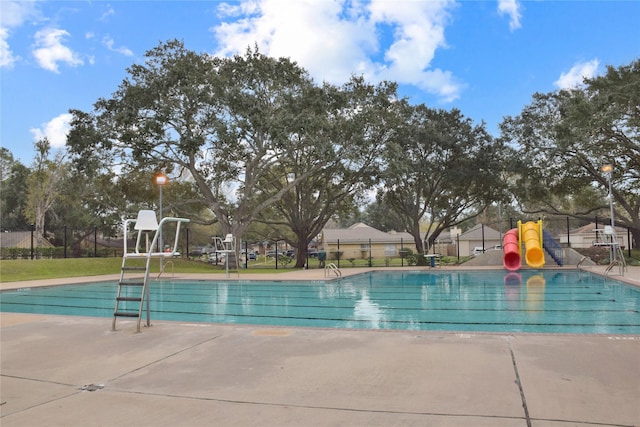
left=601, top=164, right=615, bottom=262
left=155, top=173, right=168, bottom=268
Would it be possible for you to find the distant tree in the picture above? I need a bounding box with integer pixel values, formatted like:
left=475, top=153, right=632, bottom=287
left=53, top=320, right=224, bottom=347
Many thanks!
left=25, top=139, right=66, bottom=246
left=380, top=103, right=507, bottom=254
left=499, top=59, right=640, bottom=245
left=362, top=200, right=406, bottom=232
left=0, top=148, right=30, bottom=230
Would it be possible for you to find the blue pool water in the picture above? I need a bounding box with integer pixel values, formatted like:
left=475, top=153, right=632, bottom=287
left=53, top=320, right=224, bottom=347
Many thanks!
left=2, top=270, right=639, bottom=334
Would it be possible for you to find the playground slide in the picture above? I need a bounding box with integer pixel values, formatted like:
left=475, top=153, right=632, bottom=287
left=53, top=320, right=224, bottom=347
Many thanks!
left=502, top=221, right=546, bottom=271
left=502, top=229, right=521, bottom=271
left=522, top=221, right=545, bottom=268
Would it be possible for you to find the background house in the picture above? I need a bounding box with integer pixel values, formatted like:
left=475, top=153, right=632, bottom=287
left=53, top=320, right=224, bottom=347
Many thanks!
left=0, top=231, right=54, bottom=258
left=321, top=223, right=417, bottom=260
left=0, top=231, right=54, bottom=249
left=556, top=223, right=629, bottom=249
left=321, top=223, right=505, bottom=259
left=456, top=224, right=502, bottom=256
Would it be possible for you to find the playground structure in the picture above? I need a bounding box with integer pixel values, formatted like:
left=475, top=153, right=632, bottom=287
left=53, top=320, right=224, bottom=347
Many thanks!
left=502, top=219, right=626, bottom=276
left=502, top=220, right=564, bottom=272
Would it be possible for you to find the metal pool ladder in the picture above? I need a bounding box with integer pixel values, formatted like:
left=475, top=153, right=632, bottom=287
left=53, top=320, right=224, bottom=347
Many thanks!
left=324, top=263, right=342, bottom=278
left=112, top=210, right=189, bottom=333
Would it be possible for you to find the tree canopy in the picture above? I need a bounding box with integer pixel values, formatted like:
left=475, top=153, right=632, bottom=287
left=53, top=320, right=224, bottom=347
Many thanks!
left=3, top=38, right=633, bottom=259
left=499, top=59, right=640, bottom=244
left=68, top=40, right=333, bottom=252
left=379, top=103, right=508, bottom=253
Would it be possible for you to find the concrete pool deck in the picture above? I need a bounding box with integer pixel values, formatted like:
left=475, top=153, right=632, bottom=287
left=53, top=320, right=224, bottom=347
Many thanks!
left=1, top=265, right=639, bottom=426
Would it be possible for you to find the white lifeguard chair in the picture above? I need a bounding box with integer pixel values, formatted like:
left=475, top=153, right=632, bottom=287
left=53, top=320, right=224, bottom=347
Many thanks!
left=593, top=225, right=627, bottom=276
left=112, top=210, right=189, bottom=332
left=213, top=233, right=237, bottom=278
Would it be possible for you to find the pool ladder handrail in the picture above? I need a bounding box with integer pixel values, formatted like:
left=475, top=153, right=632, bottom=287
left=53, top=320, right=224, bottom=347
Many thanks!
left=577, top=256, right=588, bottom=270
left=324, top=263, right=342, bottom=278
left=604, top=259, right=623, bottom=277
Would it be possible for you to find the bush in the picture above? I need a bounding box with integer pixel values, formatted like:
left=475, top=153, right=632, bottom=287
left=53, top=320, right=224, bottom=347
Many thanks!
left=278, top=255, right=293, bottom=267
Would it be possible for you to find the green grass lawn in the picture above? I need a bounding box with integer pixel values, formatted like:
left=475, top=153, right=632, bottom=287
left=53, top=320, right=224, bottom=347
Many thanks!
left=0, top=258, right=249, bottom=282
left=3, top=250, right=636, bottom=283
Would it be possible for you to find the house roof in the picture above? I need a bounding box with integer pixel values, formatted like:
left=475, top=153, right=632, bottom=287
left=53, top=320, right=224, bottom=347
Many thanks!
left=322, top=222, right=504, bottom=244
left=322, top=223, right=416, bottom=243
left=0, top=231, right=54, bottom=248
left=567, top=222, right=626, bottom=234
left=458, top=224, right=501, bottom=240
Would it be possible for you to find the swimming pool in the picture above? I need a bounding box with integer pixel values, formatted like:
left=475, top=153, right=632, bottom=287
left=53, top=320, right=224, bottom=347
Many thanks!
left=2, top=270, right=639, bottom=334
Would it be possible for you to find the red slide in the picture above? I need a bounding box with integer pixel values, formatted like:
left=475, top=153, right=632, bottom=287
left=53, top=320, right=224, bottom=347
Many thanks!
left=502, top=228, right=521, bottom=271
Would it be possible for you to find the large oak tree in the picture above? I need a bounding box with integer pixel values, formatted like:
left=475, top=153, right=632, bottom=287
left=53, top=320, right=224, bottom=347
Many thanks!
left=379, top=103, right=507, bottom=254
left=68, top=40, right=331, bottom=257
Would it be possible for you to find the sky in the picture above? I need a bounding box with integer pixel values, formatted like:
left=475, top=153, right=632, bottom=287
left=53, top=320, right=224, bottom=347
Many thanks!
left=1, top=0, right=639, bottom=164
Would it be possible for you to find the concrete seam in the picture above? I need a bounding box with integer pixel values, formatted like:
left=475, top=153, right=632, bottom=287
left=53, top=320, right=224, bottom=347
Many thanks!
left=508, top=340, right=532, bottom=427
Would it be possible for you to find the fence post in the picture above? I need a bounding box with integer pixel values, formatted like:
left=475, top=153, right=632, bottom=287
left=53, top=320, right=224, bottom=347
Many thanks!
left=31, top=224, right=35, bottom=260
left=369, top=238, right=372, bottom=267
left=185, top=227, right=190, bottom=259
left=337, top=239, right=340, bottom=268
left=64, top=225, right=67, bottom=258
left=94, top=226, right=98, bottom=257
left=566, top=216, right=570, bottom=248
left=628, top=228, right=632, bottom=256
left=401, top=237, right=404, bottom=267
left=275, top=240, right=278, bottom=270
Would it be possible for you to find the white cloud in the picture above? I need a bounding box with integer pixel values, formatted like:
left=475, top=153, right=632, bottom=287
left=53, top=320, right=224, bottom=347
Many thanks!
left=0, top=27, right=17, bottom=68
left=0, top=0, right=43, bottom=69
left=554, top=59, right=599, bottom=89
left=497, top=0, right=521, bottom=31
left=99, top=6, right=115, bottom=22
left=102, top=36, right=133, bottom=56
left=32, top=28, right=83, bottom=73
left=30, top=113, right=73, bottom=148
left=0, top=0, right=42, bottom=28
left=213, top=0, right=462, bottom=102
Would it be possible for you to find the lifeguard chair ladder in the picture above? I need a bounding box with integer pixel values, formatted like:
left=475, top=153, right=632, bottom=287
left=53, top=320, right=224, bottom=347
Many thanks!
left=112, top=210, right=189, bottom=332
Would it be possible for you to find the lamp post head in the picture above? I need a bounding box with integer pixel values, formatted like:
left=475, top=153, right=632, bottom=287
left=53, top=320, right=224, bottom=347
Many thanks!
left=155, top=173, right=168, bottom=186
left=601, top=164, right=613, bottom=174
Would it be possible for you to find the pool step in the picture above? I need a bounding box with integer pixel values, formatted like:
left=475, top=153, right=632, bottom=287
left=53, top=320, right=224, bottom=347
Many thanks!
left=114, top=311, right=140, bottom=318
left=122, top=266, right=146, bottom=271
left=118, top=281, right=144, bottom=286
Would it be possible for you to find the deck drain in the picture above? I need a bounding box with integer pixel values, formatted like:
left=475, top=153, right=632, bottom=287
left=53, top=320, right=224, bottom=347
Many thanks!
left=80, top=384, right=104, bottom=392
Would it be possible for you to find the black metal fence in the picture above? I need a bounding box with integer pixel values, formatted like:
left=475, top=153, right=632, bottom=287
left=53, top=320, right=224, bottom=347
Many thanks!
left=3, top=216, right=636, bottom=263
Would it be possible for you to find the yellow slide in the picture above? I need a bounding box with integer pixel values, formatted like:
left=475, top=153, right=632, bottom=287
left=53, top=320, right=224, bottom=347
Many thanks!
left=520, top=220, right=545, bottom=268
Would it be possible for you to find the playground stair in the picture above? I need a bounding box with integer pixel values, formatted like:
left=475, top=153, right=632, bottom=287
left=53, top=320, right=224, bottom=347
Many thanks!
left=542, top=230, right=564, bottom=266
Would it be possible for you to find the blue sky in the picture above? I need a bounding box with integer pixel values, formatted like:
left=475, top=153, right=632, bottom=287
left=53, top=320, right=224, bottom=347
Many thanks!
left=1, top=0, right=639, bottom=164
